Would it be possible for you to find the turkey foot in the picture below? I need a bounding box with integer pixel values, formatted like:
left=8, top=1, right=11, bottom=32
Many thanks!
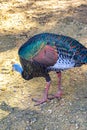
left=32, top=81, right=51, bottom=106
left=32, top=97, right=48, bottom=106
left=48, top=90, right=63, bottom=100
left=49, top=72, right=63, bottom=100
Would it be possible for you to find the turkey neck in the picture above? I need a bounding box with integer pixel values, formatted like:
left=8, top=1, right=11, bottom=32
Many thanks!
left=20, top=57, right=48, bottom=78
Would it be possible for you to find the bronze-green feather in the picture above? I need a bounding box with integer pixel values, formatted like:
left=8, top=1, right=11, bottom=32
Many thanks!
left=18, top=33, right=87, bottom=65
left=18, top=33, right=55, bottom=60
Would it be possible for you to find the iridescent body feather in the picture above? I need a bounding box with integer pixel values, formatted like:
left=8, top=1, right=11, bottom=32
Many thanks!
left=19, top=33, right=87, bottom=79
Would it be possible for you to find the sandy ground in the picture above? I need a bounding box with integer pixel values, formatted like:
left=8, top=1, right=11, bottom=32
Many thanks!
left=0, top=0, right=87, bottom=130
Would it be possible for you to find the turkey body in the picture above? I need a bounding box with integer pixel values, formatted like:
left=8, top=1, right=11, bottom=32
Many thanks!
left=17, top=33, right=87, bottom=105
left=19, top=33, right=87, bottom=80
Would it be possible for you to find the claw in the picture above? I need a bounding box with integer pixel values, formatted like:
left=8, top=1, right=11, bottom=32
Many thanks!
left=32, top=81, right=51, bottom=106
left=32, top=98, right=48, bottom=106
left=48, top=91, right=63, bottom=100
left=48, top=95, right=62, bottom=100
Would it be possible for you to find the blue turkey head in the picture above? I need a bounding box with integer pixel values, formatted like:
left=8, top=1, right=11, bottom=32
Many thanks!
left=12, top=63, right=23, bottom=74
left=12, top=63, right=33, bottom=80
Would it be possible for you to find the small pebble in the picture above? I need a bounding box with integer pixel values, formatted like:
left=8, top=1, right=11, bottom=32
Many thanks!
left=28, top=102, right=30, bottom=105
left=14, top=116, right=17, bottom=119
left=76, top=115, right=79, bottom=119
left=68, top=102, right=72, bottom=106
left=22, top=92, right=25, bottom=95
left=26, top=126, right=31, bottom=130
left=75, top=123, right=79, bottom=129
left=69, top=120, right=76, bottom=124
left=26, top=120, right=30, bottom=124
left=0, top=87, right=7, bottom=91
left=47, top=109, right=52, bottom=114
left=30, top=112, right=34, bottom=115
left=7, top=120, right=10, bottom=123
left=13, top=90, right=16, bottom=92
left=21, top=100, right=24, bottom=102
left=30, top=118, right=37, bottom=124
left=80, top=107, right=86, bottom=111
left=44, top=127, right=48, bottom=130
left=59, top=114, right=63, bottom=117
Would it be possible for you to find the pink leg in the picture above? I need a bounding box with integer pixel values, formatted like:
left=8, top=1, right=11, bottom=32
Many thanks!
left=32, top=81, right=51, bottom=106
left=55, top=72, right=63, bottom=98
left=48, top=72, right=63, bottom=99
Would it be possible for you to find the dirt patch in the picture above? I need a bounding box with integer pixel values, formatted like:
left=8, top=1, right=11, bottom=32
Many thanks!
left=0, top=0, right=87, bottom=130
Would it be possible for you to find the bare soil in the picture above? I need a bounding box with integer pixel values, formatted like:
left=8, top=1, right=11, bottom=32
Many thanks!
left=0, top=0, right=87, bottom=130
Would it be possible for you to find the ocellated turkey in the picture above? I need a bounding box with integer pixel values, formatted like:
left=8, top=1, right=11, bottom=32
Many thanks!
left=12, top=33, right=87, bottom=105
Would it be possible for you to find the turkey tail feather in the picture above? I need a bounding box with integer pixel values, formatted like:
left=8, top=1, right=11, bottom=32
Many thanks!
left=80, top=48, right=87, bottom=64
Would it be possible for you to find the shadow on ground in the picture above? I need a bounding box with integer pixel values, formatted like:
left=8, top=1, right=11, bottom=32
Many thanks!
left=0, top=0, right=87, bottom=130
